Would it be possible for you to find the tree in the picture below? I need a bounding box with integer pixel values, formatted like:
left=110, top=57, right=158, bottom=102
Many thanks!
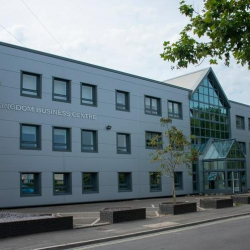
left=150, top=118, right=198, bottom=204
left=161, top=0, right=250, bottom=69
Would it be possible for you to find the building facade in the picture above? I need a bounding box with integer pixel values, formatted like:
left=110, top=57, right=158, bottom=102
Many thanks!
left=0, top=42, right=249, bottom=208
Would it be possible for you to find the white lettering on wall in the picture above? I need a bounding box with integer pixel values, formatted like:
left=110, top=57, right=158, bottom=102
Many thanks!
left=0, top=102, right=97, bottom=120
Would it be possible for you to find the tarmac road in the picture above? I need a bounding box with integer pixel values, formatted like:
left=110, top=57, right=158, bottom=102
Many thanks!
left=73, top=215, right=250, bottom=250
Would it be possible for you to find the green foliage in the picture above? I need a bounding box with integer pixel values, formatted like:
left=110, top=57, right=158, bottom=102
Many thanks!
left=161, top=0, right=250, bottom=69
left=150, top=118, right=198, bottom=203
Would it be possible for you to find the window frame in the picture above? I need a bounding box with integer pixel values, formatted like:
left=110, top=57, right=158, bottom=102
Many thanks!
left=52, top=127, right=71, bottom=152
left=81, top=129, right=98, bottom=153
left=82, top=172, right=99, bottom=193
left=144, top=95, right=161, bottom=116
left=81, top=83, right=97, bottom=107
left=248, top=118, right=250, bottom=131
left=118, top=172, right=132, bottom=192
left=168, top=100, right=183, bottom=119
left=116, top=90, right=130, bottom=112
left=20, top=124, right=41, bottom=150
left=175, top=172, right=183, bottom=190
left=53, top=172, right=72, bottom=195
left=238, top=141, right=246, bottom=155
left=116, top=133, right=131, bottom=154
left=145, top=131, right=162, bottom=149
left=20, top=71, right=42, bottom=98
left=150, top=172, right=162, bottom=192
left=20, top=172, right=41, bottom=197
left=236, top=115, right=245, bottom=130
left=52, top=77, right=71, bottom=103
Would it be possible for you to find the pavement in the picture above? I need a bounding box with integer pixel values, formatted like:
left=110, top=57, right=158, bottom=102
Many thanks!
left=1, top=194, right=250, bottom=250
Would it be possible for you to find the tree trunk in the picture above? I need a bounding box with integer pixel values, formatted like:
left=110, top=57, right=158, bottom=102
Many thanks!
left=172, top=176, right=176, bottom=204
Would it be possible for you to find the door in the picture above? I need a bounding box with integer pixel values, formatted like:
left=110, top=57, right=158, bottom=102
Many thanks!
left=232, top=172, right=241, bottom=193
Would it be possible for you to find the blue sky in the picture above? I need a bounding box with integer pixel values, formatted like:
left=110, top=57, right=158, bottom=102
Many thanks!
left=0, top=0, right=249, bottom=105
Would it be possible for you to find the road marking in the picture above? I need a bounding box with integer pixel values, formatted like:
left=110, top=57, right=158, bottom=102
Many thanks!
left=72, top=215, right=250, bottom=249
left=91, top=218, right=100, bottom=225
left=58, top=212, right=100, bottom=215
left=155, top=211, right=159, bottom=217
left=197, top=206, right=205, bottom=210
left=151, top=204, right=155, bottom=208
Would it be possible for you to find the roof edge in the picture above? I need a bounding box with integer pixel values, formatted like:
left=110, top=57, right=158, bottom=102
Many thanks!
left=0, top=41, right=191, bottom=92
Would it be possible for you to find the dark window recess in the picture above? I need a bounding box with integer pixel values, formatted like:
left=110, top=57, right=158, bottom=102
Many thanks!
left=21, top=173, right=41, bottom=196
left=20, top=124, right=40, bottom=149
left=168, top=101, right=182, bottom=119
left=53, top=78, right=70, bottom=102
left=145, top=131, right=162, bottom=149
left=21, top=72, right=41, bottom=98
left=145, top=96, right=161, bottom=115
left=150, top=172, right=161, bottom=191
left=116, top=91, right=129, bottom=111
left=236, top=116, right=245, bottom=130
left=81, top=130, right=97, bottom=152
left=117, top=133, right=131, bottom=154
left=81, top=83, right=97, bottom=106
left=53, top=127, right=71, bottom=151
left=53, top=173, right=71, bottom=194
left=118, top=172, right=132, bottom=191
left=82, top=173, right=98, bottom=193
left=248, top=118, right=250, bottom=130
left=175, top=172, right=183, bottom=189
left=238, top=142, right=246, bottom=155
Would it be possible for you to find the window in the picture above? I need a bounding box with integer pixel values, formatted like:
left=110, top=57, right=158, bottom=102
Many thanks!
left=145, top=96, right=161, bottom=115
left=53, top=127, right=71, bottom=151
left=150, top=172, right=161, bottom=192
left=238, top=142, right=246, bottom=155
left=81, top=130, right=98, bottom=152
left=145, top=131, right=162, bottom=149
left=175, top=172, right=183, bottom=189
left=21, top=72, right=41, bottom=98
left=236, top=116, right=245, bottom=130
left=53, top=78, right=71, bottom=102
left=53, top=173, right=71, bottom=195
left=118, top=172, right=132, bottom=191
left=81, top=83, right=97, bottom=106
left=117, top=133, right=131, bottom=154
left=168, top=101, right=182, bottom=119
left=248, top=118, right=250, bottom=130
left=82, top=173, right=98, bottom=193
left=116, top=90, right=130, bottom=111
left=20, top=124, right=41, bottom=150
left=20, top=173, right=41, bottom=196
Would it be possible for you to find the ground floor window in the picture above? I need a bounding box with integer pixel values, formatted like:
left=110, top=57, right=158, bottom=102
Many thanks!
left=204, top=171, right=226, bottom=190
left=20, top=173, right=41, bottom=196
left=118, top=172, right=132, bottom=192
left=53, top=173, right=71, bottom=195
left=175, top=172, right=183, bottom=189
left=82, top=173, right=98, bottom=193
left=150, top=172, right=161, bottom=192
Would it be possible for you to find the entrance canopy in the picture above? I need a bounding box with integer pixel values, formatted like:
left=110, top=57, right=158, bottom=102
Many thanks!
left=203, top=139, right=245, bottom=160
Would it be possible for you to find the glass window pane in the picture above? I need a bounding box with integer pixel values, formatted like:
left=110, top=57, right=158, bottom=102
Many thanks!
left=22, top=126, right=36, bottom=142
left=54, top=129, right=67, bottom=144
left=82, top=85, right=92, bottom=99
left=54, top=80, right=67, bottom=95
left=23, top=74, right=37, bottom=91
left=117, top=92, right=125, bottom=105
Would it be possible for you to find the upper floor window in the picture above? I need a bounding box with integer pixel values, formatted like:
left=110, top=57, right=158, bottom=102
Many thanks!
left=81, top=130, right=98, bottom=152
left=53, top=78, right=71, bottom=102
left=20, top=124, right=41, bottom=150
left=168, top=101, right=182, bottom=119
left=117, top=133, right=131, bottom=154
left=81, top=83, right=97, bottom=106
left=21, top=173, right=41, bottom=196
left=145, top=131, right=162, bottom=149
left=53, top=127, right=71, bottom=151
left=236, top=115, right=245, bottom=130
left=248, top=118, right=250, bottom=130
left=21, top=72, right=41, bottom=98
left=145, top=96, right=161, bottom=115
left=116, top=90, right=130, bottom=111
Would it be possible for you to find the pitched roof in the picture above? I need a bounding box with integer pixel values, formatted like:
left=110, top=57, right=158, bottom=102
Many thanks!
left=163, top=67, right=211, bottom=91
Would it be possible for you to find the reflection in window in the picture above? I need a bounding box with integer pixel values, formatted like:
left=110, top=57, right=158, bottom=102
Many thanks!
left=82, top=173, right=98, bottom=193
left=54, top=173, right=71, bottom=194
left=150, top=172, right=161, bottom=191
left=21, top=173, right=40, bottom=196
left=53, top=78, right=70, bottom=102
left=53, top=128, right=70, bottom=151
left=168, top=101, right=182, bottom=119
left=117, top=133, right=130, bottom=154
left=21, top=72, right=41, bottom=98
left=21, top=124, right=40, bottom=149
left=118, top=172, right=132, bottom=191
left=116, top=91, right=129, bottom=111
left=145, top=96, right=161, bottom=115
left=81, top=130, right=97, bottom=152
left=81, top=83, right=97, bottom=106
